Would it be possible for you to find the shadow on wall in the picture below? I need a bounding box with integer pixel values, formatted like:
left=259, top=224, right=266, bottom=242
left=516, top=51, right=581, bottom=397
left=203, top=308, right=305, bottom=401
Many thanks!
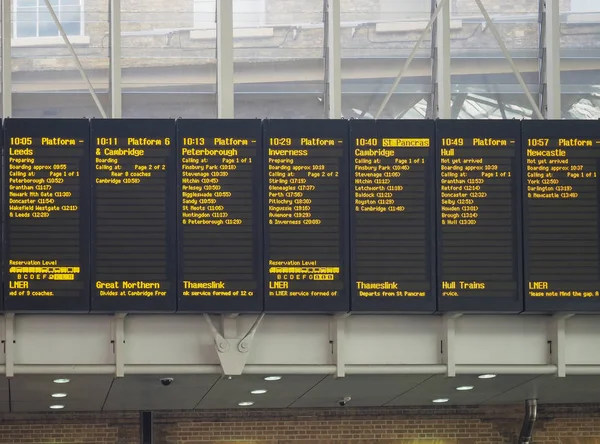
left=393, top=441, right=458, bottom=444
left=561, top=440, right=600, bottom=444
left=217, top=441, right=462, bottom=444
left=220, top=441, right=462, bottom=444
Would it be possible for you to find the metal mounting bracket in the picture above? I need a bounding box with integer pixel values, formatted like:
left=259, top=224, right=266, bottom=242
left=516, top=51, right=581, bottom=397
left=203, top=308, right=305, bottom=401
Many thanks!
left=111, top=313, right=127, bottom=378
left=204, top=313, right=265, bottom=376
left=3, top=314, right=15, bottom=378
left=330, top=313, right=350, bottom=378
left=441, top=313, right=462, bottom=377
left=549, top=313, right=574, bottom=377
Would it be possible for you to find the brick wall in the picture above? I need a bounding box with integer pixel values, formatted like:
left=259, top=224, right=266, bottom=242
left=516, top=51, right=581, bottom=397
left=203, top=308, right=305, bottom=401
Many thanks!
left=0, top=404, right=599, bottom=444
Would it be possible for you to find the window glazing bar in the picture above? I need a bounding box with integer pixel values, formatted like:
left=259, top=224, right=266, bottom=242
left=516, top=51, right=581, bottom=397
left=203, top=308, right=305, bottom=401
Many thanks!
left=544, top=0, right=561, bottom=119
left=42, top=0, right=107, bottom=117
left=2, top=0, right=12, bottom=116
left=434, top=0, right=451, bottom=118
left=325, top=0, right=341, bottom=119
left=110, top=0, right=122, bottom=118
left=217, top=0, right=234, bottom=118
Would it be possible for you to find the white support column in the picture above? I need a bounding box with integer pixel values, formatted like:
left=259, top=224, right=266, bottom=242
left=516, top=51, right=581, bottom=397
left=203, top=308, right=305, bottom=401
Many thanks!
left=2, top=0, right=12, bottom=116
left=434, top=0, right=451, bottom=118
left=549, top=313, right=573, bottom=377
left=109, top=0, right=122, bottom=118
left=325, top=0, right=342, bottom=119
left=330, top=314, right=349, bottom=378
left=544, top=0, right=561, bottom=119
left=112, top=313, right=126, bottom=378
left=4, top=314, right=14, bottom=378
left=216, top=0, right=234, bottom=118
left=441, top=313, right=462, bottom=377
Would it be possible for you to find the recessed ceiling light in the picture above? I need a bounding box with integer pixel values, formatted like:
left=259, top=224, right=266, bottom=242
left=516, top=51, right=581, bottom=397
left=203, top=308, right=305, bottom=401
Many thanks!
left=53, top=378, right=70, bottom=384
left=52, top=393, right=67, bottom=398
left=251, top=389, right=267, bottom=395
left=456, top=386, right=474, bottom=391
left=49, top=405, right=65, bottom=409
left=238, top=401, right=254, bottom=406
left=478, top=374, right=497, bottom=379
left=264, top=376, right=281, bottom=381
left=432, top=398, right=449, bottom=403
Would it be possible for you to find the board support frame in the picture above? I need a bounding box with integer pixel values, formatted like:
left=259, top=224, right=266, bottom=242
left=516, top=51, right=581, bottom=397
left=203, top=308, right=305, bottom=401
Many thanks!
left=203, top=313, right=265, bottom=376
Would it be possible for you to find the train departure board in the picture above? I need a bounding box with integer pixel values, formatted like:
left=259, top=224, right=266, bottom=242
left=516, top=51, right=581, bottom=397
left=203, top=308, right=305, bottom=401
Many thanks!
left=3, top=119, right=90, bottom=311
left=90, top=119, right=177, bottom=312
left=350, top=120, right=436, bottom=312
left=177, top=119, right=263, bottom=312
left=263, top=120, right=349, bottom=312
left=523, top=121, right=600, bottom=312
left=436, top=120, right=523, bottom=312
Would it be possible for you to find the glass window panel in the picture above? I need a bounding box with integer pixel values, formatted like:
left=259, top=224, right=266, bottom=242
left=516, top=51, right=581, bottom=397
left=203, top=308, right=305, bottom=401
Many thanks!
left=450, top=0, right=539, bottom=120
left=60, top=5, right=81, bottom=22
left=15, top=9, right=37, bottom=37
left=61, top=21, right=80, bottom=35
left=571, top=0, right=599, bottom=12
left=122, top=0, right=217, bottom=117
left=12, top=0, right=108, bottom=117
left=13, top=0, right=82, bottom=37
left=560, top=0, right=600, bottom=118
left=341, top=0, right=432, bottom=119
left=14, top=92, right=109, bottom=117
left=235, top=0, right=264, bottom=26
left=0, top=5, right=2, bottom=117
left=451, top=92, right=535, bottom=119
left=193, top=0, right=215, bottom=28
left=38, top=8, right=59, bottom=37
left=233, top=0, right=324, bottom=118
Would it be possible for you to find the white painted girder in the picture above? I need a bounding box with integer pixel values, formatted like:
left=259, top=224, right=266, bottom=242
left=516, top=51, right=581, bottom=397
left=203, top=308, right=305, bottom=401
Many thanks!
left=3, top=314, right=600, bottom=378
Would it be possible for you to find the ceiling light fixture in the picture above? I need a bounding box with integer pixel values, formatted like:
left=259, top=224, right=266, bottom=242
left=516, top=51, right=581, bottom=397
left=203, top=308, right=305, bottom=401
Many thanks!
left=52, top=393, right=67, bottom=398
left=53, top=378, right=70, bottom=384
left=478, top=374, right=497, bottom=379
left=456, top=386, right=474, bottom=391
left=49, top=405, right=65, bottom=410
left=251, top=389, right=267, bottom=395
left=238, top=401, right=254, bottom=406
left=432, top=398, right=449, bottom=403
left=264, top=376, right=281, bottom=381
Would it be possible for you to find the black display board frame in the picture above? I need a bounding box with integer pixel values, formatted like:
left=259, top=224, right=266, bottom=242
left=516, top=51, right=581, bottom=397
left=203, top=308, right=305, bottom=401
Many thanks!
left=90, top=119, right=177, bottom=312
left=523, top=120, right=600, bottom=313
left=349, top=119, right=436, bottom=313
left=3, top=118, right=90, bottom=312
left=263, top=119, right=350, bottom=313
left=435, top=119, right=524, bottom=313
left=176, top=119, right=263, bottom=312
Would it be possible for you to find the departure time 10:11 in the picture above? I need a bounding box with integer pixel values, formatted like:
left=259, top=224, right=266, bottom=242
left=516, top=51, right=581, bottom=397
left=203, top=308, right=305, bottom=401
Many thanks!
left=97, top=138, right=118, bottom=145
